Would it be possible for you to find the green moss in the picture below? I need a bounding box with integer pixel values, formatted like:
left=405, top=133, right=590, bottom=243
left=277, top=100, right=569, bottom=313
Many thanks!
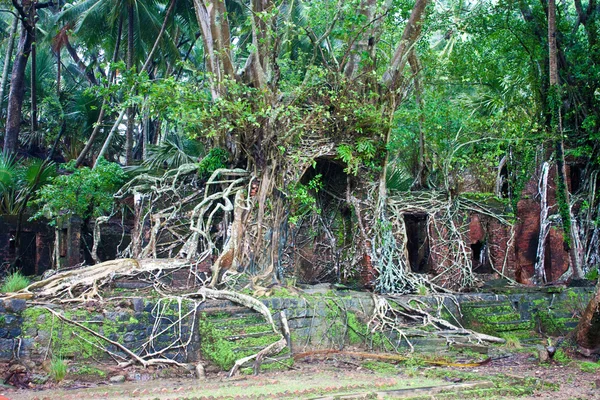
left=578, top=361, right=600, bottom=373
left=198, top=315, right=237, bottom=370
left=553, top=349, right=570, bottom=364
left=22, top=307, right=124, bottom=360
left=347, top=312, right=368, bottom=345
left=361, top=360, right=398, bottom=374
left=73, top=365, right=107, bottom=378
left=461, top=302, right=527, bottom=336
left=534, top=309, right=568, bottom=335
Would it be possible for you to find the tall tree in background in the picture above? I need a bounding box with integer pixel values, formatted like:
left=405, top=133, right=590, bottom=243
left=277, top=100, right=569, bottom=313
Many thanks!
left=3, top=0, right=35, bottom=155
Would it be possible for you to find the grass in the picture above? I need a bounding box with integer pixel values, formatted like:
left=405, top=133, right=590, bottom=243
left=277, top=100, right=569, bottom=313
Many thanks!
left=578, top=361, right=600, bottom=373
left=50, top=356, right=67, bottom=382
left=553, top=349, right=570, bottom=364
left=502, top=334, right=523, bottom=349
left=1, top=271, right=30, bottom=293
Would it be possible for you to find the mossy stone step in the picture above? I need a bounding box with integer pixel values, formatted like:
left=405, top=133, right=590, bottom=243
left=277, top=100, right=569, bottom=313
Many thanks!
left=211, top=315, right=268, bottom=328
left=226, top=330, right=277, bottom=341
left=500, top=330, right=538, bottom=340
left=476, top=312, right=522, bottom=323
left=493, top=320, right=534, bottom=332
left=462, top=304, right=515, bottom=314
left=461, top=300, right=514, bottom=308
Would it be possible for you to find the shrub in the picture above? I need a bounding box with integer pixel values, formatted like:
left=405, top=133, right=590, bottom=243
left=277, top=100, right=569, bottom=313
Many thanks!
left=31, top=159, right=125, bottom=225
left=1, top=272, right=30, bottom=293
left=50, top=356, right=67, bottom=382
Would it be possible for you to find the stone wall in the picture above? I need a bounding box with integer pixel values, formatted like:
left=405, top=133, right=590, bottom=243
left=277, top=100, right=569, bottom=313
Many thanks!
left=0, top=288, right=594, bottom=372
left=0, top=216, right=52, bottom=276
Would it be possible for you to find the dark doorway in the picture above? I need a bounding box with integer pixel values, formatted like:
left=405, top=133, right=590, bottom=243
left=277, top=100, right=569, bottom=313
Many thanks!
left=569, top=164, right=582, bottom=194
left=471, top=240, right=492, bottom=273
left=18, top=232, right=37, bottom=276
left=404, top=213, right=430, bottom=273
left=295, top=158, right=351, bottom=284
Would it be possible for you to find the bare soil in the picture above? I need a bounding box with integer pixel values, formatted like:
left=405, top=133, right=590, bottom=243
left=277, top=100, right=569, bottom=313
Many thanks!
left=1, top=350, right=598, bottom=400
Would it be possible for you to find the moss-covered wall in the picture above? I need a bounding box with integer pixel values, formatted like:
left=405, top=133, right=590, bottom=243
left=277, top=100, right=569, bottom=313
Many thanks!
left=0, top=287, right=594, bottom=372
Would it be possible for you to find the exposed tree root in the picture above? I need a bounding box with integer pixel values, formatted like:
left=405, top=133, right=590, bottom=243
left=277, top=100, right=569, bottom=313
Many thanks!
left=368, top=295, right=505, bottom=347
left=293, top=349, right=491, bottom=367
left=5, top=258, right=190, bottom=301
left=1, top=260, right=292, bottom=374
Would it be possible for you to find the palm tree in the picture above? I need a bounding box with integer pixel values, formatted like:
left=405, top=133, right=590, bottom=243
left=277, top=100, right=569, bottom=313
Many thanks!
left=60, top=0, right=188, bottom=165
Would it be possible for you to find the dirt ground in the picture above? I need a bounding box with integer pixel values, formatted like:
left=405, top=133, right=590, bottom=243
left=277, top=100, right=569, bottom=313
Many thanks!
left=1, top=351, right=599, bottom=400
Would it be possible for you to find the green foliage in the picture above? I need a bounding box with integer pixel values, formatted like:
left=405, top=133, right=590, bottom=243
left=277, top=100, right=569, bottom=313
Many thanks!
left=0, top=272, right=30, bottom=293
left=0, top=155, right=57, bottom=215
left=287, top=174, right=323, bottom=225
left=49, top=356, right=67, bottom=382
left=336, top=137, right=380, bottom=176
left=142, top=134, right=206, bottom=171
left=585, top=267, right=599, bottom=281
left=198, top=148, right=229, bottom=178
left=361, top=360, right=398, bottom=374
left=73, top=365, right=107, bottom=377
left=32, top=159, right=125, bottom=225
left=502, top=334, right=522, bottom=349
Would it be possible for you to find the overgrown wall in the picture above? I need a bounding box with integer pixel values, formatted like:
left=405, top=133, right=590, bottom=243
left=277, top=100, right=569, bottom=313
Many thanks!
left=0, top=287, right=594, bottom=371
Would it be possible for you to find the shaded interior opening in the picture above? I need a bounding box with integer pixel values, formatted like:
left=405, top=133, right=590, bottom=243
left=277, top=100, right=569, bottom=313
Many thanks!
left=499, top=164, right=509, bottom=198
left=295, top=158, right=351, bottom=284
left=8, top=231, right=37, bottom=275
left=404, top=213, right=430, bottom=273
left=569, top=164, right=582, bottom=193
left=471, top=240, right=492, bottom=273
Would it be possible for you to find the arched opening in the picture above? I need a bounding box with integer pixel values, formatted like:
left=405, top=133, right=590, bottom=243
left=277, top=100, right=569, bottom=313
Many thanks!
left=294, top=158, right=352, bottom=284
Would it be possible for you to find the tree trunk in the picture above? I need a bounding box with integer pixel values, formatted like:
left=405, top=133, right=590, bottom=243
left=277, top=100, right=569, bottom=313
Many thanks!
left=76, top=15, right=124, bottom=167
left=548, top=0, right=584, bottom=280
left=574, top=282, right=600, bottom=355
left=3, top=23, right=33, bottom=156
left=409, top=51, right=426, bottom=190
left=30, top=3, right=37, bottom=134
left=192, top=0, right=235, bottom=100
left=109, top=16, right=123, bottom=84
left=64, top=38, right=98, bottom=85
left=125, top=2, right=135, bottom=165
left=382, top=0, right=429, bottom=90
left=0, top=16, right=19, bottom=117
left=56, top=48, right=61, bottom=96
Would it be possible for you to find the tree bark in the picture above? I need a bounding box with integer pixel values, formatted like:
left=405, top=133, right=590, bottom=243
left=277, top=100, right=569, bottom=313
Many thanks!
left=574, top=282, right=600, bottom=355
left=3, top=19, right=33, bottom=156
left=409, top=51, right=426, bottom=190
left=548, top=0, right=584, bottom=280
left=192, top=0, right=235, bottom=100
left=125, top=2, right=135, bottom=165
left=382, top=0, right=429, bottom=90
left=0, top=16, right=19, bottom=117
left=30, top=3, right=37, bottom=134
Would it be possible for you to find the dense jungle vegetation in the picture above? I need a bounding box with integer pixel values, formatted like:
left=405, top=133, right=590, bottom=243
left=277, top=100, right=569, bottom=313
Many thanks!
left=0, top=0, right=598, bottom=294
